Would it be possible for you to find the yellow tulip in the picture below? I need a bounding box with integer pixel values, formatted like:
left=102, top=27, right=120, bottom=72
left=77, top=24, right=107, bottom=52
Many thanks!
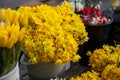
left=5, top=21, right=11, bottom=32
left=18, top=27, right=26, bottom=41
left=0, top=23, right=5, bottom=29
left=11, top=24, right=19, bottom=40
left=6, top=34, right=16, bottom=48
left=0, top=9, right=6, bottom=21
left=6, top=12, right=14, bottom=23
left=19, top=13, right=24, bottom=25
left=0, top=34, right=8, bottom=47
left=19, top=13, right=28, bottom=26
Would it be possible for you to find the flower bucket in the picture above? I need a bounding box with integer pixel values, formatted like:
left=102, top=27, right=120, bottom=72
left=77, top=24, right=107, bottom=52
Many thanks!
left=27, top=62, right=66, bottom=80
left=108, top=11, right=120, bottom=45
left=84, top=20, right=113, bottom=51
left=78, top=20, right=113, bottom=65
left=65, top=62, right=71, bottom=71
left=0, top=42, right=21, bottom=77
left=0, top=62, right=19, bottom=80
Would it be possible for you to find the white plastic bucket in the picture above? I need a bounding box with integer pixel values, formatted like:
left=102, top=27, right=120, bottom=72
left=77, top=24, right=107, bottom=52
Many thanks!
left=0, top=62, right=20, bottom=80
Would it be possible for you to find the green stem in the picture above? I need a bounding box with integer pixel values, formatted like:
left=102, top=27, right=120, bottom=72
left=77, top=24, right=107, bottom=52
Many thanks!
left=117, top=55, right=120, bottom=67
left=0, top=42, right=21, bottom=77
left=74, top=0, right=77, bottom=12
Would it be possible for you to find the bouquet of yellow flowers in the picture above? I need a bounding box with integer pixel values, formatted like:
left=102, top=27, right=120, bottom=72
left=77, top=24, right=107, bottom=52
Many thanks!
left=0, top=8, right=26, bottom=76
left=111, top=0, right=120, bottom=11
left=18, top=2, right=88, bottom=65
left=68, top=44, right=120, bottom=80
left=101, top=64, right=120, bottom=80
left=70, top=70, right=101, bottom=80
left=87, top=44, right=120, bottom=72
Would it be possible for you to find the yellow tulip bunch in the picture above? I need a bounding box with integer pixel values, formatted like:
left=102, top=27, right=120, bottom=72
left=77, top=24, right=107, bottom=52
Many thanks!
left=18, top=2, right=88, bottom=65
left=0, top=8, right=26, bottom=49
left=0, top=8, right=26, bottom=76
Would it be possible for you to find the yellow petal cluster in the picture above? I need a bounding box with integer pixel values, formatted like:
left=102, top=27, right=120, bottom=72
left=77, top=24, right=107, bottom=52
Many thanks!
left=70, top=70, right=101, bottom=80
left=0, top=8, right=26, bottom=48
left=101, top=64, right=120, bottom=80
left=68, top=44, right=120, bottom=80
left=87, top=44, right=120, bottom=72
left=18, top=2, right=88, bottom=64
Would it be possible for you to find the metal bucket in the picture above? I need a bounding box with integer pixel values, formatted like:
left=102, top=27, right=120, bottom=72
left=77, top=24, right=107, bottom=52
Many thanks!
left=27, top=62, right=66, bottom=80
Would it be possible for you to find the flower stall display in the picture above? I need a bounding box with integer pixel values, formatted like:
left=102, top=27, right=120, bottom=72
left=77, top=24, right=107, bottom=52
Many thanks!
left=0, top=8, right=26, bottom=79
left=17, top=2, right=88, bottom=79
left=71, top=0, right=113, bottom=66
left=49, top=44, right=120, bottom=80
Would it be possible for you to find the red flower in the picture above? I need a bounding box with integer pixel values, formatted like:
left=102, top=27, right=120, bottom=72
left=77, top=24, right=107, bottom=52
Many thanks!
left=79, top=6, right=111, bottom=25
left=91, top=7, right=101, bottom=17
left=80, top=7, right=91, bottom=15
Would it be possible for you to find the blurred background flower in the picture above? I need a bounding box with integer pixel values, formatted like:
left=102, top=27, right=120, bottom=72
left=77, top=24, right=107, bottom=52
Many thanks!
left=111, top=0, right=120, bottom=11
left=69, top=0, right=112, bottom=25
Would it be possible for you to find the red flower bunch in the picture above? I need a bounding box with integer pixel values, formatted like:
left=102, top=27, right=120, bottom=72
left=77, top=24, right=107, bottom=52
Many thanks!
left=80, top=7, right=101, bottom=16
left=80, top=6, right=111, bottom=25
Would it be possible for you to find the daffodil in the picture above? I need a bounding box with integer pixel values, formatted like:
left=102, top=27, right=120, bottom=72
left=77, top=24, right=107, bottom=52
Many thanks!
left=70, top=70, right=101, bottom=80
left=88, top=44, right=120, bottom=72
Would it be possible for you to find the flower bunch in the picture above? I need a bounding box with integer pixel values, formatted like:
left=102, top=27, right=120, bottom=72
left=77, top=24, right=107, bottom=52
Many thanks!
left=80, top=7, right=111, bottom=25
left=69, top=44, right=120, bottom=80
left=0, top=8, right=26, bottom=76
left=0, top=8, right=26, bottom=48
left=70, top=70, right=101, bottom=80
left=87, top=44, right=120, bottom=72
left=101, top=64, right=120, bottom=80
left=77, top=0, right=112, bottom=25
left=19, top=2, right=88, bottom=65
left=111, top=0, right=120, bottom=11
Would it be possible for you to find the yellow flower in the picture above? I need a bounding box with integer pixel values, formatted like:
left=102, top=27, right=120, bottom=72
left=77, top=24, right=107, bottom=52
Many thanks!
left=111, top=0, right=120, bottom=11
left=29, top=56, right=38, bottom=64
left=72, top=54, right=81, bottom=62
left=55, top=59, right=63, bottom=65
left=18, top=27, right=26, bottom=41
left=101, top=64, right=120, bottom=80
left=0, top=33, right=8, bottom=47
